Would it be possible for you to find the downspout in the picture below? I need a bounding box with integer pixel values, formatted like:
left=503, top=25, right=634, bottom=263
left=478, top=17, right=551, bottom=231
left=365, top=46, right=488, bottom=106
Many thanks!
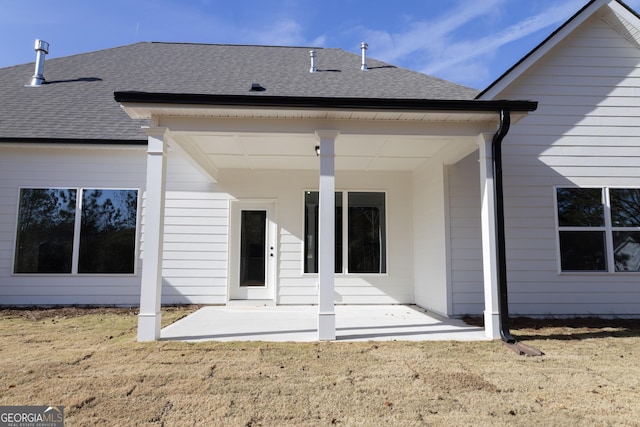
left=492, top=109, right=543, bottom=355
left=491, top=109, right=515, bottom=344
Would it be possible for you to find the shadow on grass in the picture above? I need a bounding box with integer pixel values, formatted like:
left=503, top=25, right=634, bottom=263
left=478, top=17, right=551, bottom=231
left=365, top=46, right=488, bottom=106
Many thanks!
left=463, top=316, right=640, bottom=341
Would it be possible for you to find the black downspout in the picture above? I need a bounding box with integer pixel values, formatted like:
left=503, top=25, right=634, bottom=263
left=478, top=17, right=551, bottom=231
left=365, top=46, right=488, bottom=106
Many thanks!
left=491, top=109, right=516, bottom=344
left=492, top=110, right=543, bottom=356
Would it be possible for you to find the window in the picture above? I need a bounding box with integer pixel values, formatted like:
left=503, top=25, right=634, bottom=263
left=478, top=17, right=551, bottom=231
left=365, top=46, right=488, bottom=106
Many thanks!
left=14, top=189, right=76, bottom=274
left=304, top=191, right=343, bottom=273
left=556, top=187, right=640, bottom=272
left=348, top=192, right=386, bottom=273
left=304, top=191, right=386, bottom=274
left=14, top=188, right=139, bottom=274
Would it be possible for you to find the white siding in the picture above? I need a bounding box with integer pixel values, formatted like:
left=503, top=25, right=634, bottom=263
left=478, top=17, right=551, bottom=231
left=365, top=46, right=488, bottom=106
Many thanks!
left=158, top=154, right=230, bottom=304
left=0, top=146, right=229, bottom=306
left=1, top=145, right=415, bottom=306
left=0, top=145, right=146, bottom=305
left=492, top=15, right=640, bottom=315
left=412, top=159, right=449, bottom=315
left=447, top=151, right=484, bottom=316
left=219, top=169, right=415, bottom=305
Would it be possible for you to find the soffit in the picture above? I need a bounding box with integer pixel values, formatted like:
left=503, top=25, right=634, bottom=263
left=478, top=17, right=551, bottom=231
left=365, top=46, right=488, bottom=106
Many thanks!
left=124, top=102, right=531, bottom=174
left=121, top=103, right=499, bottom=122
left=600, top=1, right=640, bottom=49
left=172, top=132, right=456, bottom=172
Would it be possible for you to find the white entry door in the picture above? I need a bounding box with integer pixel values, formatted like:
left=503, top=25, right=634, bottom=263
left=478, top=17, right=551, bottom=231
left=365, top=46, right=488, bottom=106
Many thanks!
left=229, top=201, right=276, bottom=300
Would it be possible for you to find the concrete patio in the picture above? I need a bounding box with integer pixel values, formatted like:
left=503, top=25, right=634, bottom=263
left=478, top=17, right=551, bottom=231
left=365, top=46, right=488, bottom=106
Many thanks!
left=160, top=304, right=489, bottom=342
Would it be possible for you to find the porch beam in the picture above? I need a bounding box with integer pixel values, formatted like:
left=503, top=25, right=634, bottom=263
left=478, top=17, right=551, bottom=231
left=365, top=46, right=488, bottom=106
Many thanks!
left=155, top=116, right=495, bottom=138
left=478, top=133, right=500, bottom=339
left=167, top=133, right=219, bottom=183
left=316, top=130, right=340, bottom=341
left=138, top=127, right=168, bottom=341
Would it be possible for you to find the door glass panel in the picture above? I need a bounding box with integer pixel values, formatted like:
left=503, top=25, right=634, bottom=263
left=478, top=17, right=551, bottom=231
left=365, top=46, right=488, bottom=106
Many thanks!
left=240, top=210, right=266, bottom=287
left=304, top=192, right=319, bottom=274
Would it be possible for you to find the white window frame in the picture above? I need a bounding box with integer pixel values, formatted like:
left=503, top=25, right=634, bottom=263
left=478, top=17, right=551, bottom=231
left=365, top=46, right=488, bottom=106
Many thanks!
left=302, top=190, right=388, bottom=275
left=12, top=187, right=141, bottom=276
left=555, top=186, right=640, bottom=274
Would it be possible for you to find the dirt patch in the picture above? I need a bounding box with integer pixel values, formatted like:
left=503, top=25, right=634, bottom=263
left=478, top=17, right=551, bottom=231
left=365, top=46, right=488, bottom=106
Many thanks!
left=0, top=305, right=201, bottom=321
left=1, top=307, right=639, bottom=426
left=0, top=306, right=138, bottom=321
left=464, top=316, right=640, bottom=341
left=425, top=372, right=500, bottom=393
left=464, top=315, right=640, bottom=331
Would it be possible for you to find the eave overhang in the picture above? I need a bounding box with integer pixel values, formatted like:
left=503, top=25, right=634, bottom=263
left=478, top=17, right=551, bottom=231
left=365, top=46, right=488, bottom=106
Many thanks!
left=114, top=92, right=537, bottom=121
left=113, top=91, right=537, bottom=176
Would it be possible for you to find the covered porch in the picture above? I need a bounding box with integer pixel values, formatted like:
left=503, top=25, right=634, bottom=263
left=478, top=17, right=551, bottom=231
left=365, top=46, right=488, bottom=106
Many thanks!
left=115, top=94, right=537, bottom=342
left=161, top=304, right=487, bottom=342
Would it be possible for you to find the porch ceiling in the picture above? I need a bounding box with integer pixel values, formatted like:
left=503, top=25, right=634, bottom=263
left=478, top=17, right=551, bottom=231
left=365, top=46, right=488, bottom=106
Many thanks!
left=171, top=132, right=459, bottom=172
left=147, top=106, right=506, bottom=175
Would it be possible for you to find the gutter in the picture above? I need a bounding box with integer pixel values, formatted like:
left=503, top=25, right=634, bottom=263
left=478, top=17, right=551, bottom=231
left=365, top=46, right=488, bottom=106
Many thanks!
left=492, top=109, right=543, bottom=356
left=0, top=137, right=147, bottom=145
left=114, top=91, right=537, bottom=113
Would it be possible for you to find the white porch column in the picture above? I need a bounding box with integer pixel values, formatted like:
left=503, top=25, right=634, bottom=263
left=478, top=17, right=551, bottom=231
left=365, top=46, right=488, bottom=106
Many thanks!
left=138, top=127, right=168, bottom=341
left=316, top=130, right=340, bottom=341
left=478, top=133, right=500, bottom=339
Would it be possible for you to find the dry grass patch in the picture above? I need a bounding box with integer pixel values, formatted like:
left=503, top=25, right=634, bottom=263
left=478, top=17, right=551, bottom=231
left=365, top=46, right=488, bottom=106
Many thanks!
left=1, top=307, right=639, bottom=426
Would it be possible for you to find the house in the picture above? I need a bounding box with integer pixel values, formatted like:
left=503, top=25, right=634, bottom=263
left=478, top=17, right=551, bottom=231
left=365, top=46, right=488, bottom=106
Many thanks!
left=1, top=0, right=638, bottom=341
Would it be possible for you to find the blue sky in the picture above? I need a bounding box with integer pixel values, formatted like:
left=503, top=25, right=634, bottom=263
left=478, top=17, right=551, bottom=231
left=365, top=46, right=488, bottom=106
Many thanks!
left=2, top=0, right=640, bottom=89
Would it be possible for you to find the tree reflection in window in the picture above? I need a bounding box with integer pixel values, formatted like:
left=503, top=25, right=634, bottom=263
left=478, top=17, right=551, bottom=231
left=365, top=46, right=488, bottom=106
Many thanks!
left=14, top=188, right=138, bottom=274
left=557, top=188, right=603, bottom=227
left=79, top=189, right=138, bottom=273
left=556, top=187, right=640, bottom=272
left=14, top=189, right=77, bottom=273
left=610, top=189, right=640, bottom=271
left=610, top=189, right=640, bottom=227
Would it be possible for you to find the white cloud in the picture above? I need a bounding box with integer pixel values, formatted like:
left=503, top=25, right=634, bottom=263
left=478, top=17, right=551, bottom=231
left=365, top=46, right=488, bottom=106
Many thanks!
left=253, top=19, right=306, bottom=46
left=351, top=0, right=589, bottom=87
left=365, top=0, right=507, bottom=64
left=422, top=0, right=585, bottom=76
left=309, top=35, right=328, bottom=48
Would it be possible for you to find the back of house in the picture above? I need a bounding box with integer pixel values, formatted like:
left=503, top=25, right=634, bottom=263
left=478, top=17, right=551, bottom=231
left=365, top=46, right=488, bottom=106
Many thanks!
left=1, top=0, right=639, bottom=340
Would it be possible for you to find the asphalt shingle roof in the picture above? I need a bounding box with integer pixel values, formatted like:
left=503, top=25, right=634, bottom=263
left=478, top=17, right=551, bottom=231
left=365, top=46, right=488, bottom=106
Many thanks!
left=0, top=42, right=479, bottom=141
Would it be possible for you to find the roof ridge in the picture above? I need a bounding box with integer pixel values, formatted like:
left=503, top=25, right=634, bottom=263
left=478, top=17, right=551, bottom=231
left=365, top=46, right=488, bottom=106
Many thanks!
left=20, top=41, right=154, bottom=65
left=148, top=41, right=327, bottom=50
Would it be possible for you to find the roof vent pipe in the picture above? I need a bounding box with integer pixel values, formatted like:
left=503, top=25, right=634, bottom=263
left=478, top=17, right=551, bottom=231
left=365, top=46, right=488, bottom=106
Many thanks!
left=309, top=50, right=317, bottom=73
left=360, top=42, right=368, bottom=71
left=29, top=39, right=49, bottom=86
